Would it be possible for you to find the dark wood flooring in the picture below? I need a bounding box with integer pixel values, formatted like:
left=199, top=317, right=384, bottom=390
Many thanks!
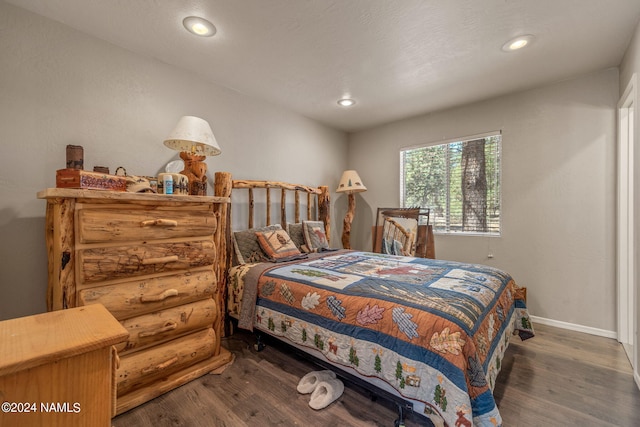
left=112, top=323, right=640, bottom=426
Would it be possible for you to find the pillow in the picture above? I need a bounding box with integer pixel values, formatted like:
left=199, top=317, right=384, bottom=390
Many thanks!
left=286, top=223, right=306, bottom=250
left=255, top=229, right=301, bottom=261
left=233, top=224, right=282, bottom=264
left=302, top=220, right=329, bottom=252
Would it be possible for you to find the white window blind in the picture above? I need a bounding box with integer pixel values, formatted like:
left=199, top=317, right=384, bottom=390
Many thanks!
left=400, top=133, right=501, bottom=235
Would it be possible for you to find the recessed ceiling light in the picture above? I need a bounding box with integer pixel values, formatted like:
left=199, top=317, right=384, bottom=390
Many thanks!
left=502, top=34, right=535, bottom=52
left=183, top=16, right=216, bottom=37
left=337, top=98, right=356, bottom=107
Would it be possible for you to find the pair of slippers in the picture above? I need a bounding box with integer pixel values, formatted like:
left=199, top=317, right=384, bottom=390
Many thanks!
left=296, top=370, right=344, bottom=410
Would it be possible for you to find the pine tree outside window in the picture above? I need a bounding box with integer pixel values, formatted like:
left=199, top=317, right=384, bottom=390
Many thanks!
left=400, top=132, right=501, bottom=235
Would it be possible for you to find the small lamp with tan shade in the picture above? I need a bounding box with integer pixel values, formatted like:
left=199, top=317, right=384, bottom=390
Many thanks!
left=163, top=116, right=221, bottom=195
left=336, top=170, right=367, bottom=249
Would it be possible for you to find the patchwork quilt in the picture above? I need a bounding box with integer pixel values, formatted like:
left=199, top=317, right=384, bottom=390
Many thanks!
left=228, top=251, right=534, bottom=427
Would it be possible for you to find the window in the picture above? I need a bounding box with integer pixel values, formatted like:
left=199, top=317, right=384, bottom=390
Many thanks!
left=400, top=132, right=501, bottom=235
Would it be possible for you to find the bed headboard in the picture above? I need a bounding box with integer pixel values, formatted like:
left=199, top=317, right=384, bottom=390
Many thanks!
left=213, top=172, right=330, bottom=326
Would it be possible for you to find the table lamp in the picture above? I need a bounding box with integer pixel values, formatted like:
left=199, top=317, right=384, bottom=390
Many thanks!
left=163, top=116, right=221, bottom=195
left=336, top=170, right=367, bottom=249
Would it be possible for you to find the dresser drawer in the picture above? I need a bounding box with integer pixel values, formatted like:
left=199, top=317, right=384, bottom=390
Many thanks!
left=78, top=238, right=216, bottom=284
left=117, top=328, right=216, bottom=396
left=77, top=268, right=215, bottom=319
left=77, top=207, right=216, bottom=244
left=116, top=298, right=217, bottom=354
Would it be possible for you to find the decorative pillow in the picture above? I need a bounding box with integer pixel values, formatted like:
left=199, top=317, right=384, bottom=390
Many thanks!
left=233, top=224, right=282, bottom=264
left=286, top=223, right=306, bottom=251
left=255, top=229, right=301, bottom=261
left=302, top=220, right=329, bottom=252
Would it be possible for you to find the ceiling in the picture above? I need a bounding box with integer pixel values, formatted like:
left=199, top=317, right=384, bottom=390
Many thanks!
left=8, top=0, right=640, bottom=132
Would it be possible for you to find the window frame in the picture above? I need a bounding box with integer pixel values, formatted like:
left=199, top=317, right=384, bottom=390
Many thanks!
left=399, top=130, right=502, bottom=237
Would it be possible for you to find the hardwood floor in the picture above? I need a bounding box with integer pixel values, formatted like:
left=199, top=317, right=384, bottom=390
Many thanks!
left=112, top=323, right=640, bottom=426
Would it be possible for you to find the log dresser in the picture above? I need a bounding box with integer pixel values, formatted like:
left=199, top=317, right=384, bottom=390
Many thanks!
left=37, top=188, right=232, bottom=415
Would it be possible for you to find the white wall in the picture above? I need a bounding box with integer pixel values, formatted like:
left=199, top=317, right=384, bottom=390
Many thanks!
left=620, top=16, right=640, bottom=387
left=349, top=69, right=619, bottom=334
left=0, top=2, right=347, bottom=321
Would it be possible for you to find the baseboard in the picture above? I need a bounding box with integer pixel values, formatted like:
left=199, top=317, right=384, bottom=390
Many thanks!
left=635, top=370, right=640, bottom=391
left=529, top=315, right=617, bottom=339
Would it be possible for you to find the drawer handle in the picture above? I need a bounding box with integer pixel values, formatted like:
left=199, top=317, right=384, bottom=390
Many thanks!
left=140, top=219, right=178, bottom=227
left=142, top=255, right=179, bottom=265
left=138, top=321, right=178, bottom=338
left=141, top=356, right=179, bottom=375
left=140, top=289, right=179, bottom=302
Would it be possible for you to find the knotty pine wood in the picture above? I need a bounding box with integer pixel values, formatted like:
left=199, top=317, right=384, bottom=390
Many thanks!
left=117, top=328, right=216, bottom=396
left=76, top=205, right=217, bottom=243
left=213, top=172, right=233, bottom=348
left=115, top=299, right=217, bottom=354
left=77, top=237, right=216, bottom=284
left=38, top=189, right=232, bottom=415
left=214, top=173, right=331, bottom=246
left=77, top=268, right=215, bottom=320
left=341, top=192, right=356, bottom=249
left=112, top=323, right=640, bottom=426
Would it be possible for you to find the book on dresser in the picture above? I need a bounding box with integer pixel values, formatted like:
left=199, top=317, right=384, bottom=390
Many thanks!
left=37, top=188, right=233, bottom=415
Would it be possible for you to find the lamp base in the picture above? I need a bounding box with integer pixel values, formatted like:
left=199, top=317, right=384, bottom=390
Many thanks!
left=341, top=193, right=356, bottom=249
left=179, top=152, right=208, bottom=196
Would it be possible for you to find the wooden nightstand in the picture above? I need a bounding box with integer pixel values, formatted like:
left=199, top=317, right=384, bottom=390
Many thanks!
left=0, top=304, right=128, bottom=427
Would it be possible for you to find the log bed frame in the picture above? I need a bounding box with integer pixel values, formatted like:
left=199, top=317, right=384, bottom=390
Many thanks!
left=213, top=172, right=331, bottom=314
left=213, top=172, right=415, bottom=426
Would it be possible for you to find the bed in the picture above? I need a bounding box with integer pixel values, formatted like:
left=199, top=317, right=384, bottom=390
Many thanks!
left=213, top=172, right=534, bottom=427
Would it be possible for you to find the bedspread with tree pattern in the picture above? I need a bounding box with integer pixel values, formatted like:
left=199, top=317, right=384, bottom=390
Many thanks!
left=233, top=251, right=533, bottom=427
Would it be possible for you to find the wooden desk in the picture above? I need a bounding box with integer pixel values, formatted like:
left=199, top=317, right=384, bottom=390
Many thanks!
left=0, top=304, right=128, bottom=427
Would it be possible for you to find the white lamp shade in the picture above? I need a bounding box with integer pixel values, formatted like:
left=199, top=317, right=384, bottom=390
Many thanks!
left=336, top=170, right=367, bottom=193
left=163, top=116, right=221, bottom=156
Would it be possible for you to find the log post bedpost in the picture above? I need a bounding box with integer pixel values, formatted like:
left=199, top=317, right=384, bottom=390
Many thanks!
left=318, top=185, right=330, bottom=245
left=213, top=172, right=232, bottom=340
